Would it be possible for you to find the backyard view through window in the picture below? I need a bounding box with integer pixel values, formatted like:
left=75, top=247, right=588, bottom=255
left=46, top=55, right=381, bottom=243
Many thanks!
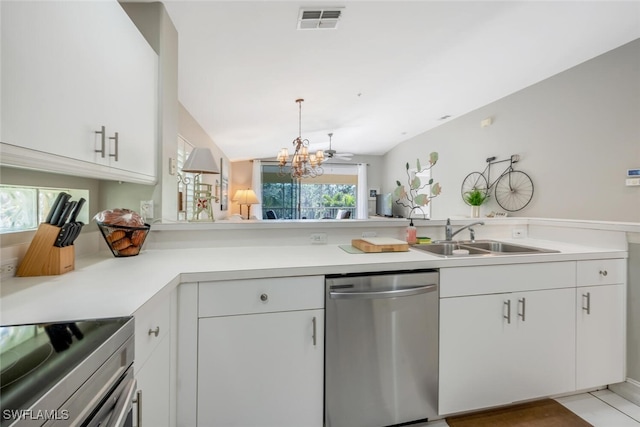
left=261, top=164, right=357, bottom=219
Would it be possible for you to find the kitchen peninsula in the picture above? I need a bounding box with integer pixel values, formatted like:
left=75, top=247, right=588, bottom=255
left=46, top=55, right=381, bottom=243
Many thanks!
left=1, top=218, right=635, bottom=426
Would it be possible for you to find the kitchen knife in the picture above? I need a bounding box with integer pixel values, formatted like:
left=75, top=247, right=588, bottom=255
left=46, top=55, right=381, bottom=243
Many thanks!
left=56, top=201, right=75, bottom=227
left=63, top=222, right=83, bottom=246
left=45, top=192, right=69, bottom=224
left=68, top=198, right=86, bottom=223
left=49, top=193, right=72, bottom=226
left=63, top=198, right=86, bottom=246
left=54, top=223, right=70, bottom=247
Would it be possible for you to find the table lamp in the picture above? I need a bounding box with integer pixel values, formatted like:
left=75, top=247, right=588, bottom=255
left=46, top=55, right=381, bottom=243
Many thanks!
left=182, top=147, right=220, bottom=221
left=232, top=189, right=259, bottom=219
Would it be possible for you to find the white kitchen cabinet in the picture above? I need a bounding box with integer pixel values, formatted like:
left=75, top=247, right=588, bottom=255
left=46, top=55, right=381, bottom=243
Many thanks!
left=133, top=290, right=176, bottom=427
left=439, top=263, right=577, bottom=415
left=196, top=276, right=324, bottom=427
left=134, top=333, right=171, bottom=427
left=0, top=0, right=157, bottom=184
left=439, top=287, right=576, bottom=415
left=576, top=259, right=626, bottom=390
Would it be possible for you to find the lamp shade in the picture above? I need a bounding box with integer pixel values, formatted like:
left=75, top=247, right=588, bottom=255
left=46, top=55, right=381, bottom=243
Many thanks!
left=182, top=147, right=220, bottom=174
left=232, top=189, right=259, bottom=205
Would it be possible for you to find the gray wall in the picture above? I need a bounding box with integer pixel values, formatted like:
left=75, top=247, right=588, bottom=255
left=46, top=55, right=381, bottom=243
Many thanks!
left=178, top=102, right=231, bottom=220
left=120, top=1, right=179, bottom=222
left=383, top=39, right=640, bottom=222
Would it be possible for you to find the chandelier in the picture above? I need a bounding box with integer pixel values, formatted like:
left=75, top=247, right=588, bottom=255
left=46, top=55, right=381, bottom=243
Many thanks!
left=277, top=99, right=325, bottom=179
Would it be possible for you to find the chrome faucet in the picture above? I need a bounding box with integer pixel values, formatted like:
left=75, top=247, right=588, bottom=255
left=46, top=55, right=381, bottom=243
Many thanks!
left=445, top=218, right=485, bottom=241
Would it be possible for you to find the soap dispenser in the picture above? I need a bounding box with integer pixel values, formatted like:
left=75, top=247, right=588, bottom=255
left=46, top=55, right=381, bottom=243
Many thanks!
left=406, top=219, right=417, bottom=244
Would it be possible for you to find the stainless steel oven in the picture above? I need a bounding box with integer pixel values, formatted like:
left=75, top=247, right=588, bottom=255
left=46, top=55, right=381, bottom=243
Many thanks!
left=0, top=317, right=135, bottom=427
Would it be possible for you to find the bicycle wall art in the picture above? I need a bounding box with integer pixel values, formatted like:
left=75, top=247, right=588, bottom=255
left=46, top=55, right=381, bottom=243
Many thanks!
left=461, top=154, right=534, bottom=212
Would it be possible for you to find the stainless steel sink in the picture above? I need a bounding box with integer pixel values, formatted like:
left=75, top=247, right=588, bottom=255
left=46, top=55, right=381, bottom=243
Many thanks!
left=411, top=240, right=559, bottom=257
left=461, top=241, right=556, bottom=253
left=415, top=242, right=489, bottom=256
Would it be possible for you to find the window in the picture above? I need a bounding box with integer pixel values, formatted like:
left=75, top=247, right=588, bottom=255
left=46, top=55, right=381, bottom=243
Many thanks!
left=261, top=164, right=357, bottom=219
left=0, top=185, right=89, bottom=234
left=177, top=135, right=195, bottom=221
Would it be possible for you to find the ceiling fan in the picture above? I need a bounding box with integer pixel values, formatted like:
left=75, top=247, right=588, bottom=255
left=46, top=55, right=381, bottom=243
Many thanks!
left=323, top=133, right=353, bottom=161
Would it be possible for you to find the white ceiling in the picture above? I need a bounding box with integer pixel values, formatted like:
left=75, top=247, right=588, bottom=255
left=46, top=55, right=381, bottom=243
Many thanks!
left=161, top=1, right=640, bottom=162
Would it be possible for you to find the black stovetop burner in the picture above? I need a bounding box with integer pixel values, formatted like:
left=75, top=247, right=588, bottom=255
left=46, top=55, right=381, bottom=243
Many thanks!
left=0, top=317, right=131, bottom=426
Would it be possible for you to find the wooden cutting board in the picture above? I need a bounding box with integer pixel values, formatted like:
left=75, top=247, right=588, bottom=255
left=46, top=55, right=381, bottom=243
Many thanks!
left=352, top=238, right=409, bottom=253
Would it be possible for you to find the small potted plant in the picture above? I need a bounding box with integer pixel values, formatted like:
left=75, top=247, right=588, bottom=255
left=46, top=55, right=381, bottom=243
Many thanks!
left=464, top=189, right=487, bottom=218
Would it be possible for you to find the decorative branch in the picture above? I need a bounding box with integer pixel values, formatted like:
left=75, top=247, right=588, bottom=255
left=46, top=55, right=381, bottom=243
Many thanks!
left=394, top=152, right=442, bottom=219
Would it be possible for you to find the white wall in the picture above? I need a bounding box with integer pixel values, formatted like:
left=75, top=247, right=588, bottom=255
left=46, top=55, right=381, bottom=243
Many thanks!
left=178, top=103, right=231, bottom=221
left=383, top=39, right=640, bottom=222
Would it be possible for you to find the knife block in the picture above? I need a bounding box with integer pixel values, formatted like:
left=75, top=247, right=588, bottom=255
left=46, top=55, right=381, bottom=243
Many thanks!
left=17, top=223, right=75, bottom=277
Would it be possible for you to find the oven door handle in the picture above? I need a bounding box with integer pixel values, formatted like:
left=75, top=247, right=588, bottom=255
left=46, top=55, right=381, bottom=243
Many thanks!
left=106, top=377, right=137, bottom=427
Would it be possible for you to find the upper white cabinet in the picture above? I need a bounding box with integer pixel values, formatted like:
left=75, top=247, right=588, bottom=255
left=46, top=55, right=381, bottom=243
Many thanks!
left=1, top=0, right=158, bottom=184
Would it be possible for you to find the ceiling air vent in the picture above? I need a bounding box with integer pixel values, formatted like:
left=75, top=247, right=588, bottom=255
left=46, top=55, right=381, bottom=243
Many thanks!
left=298, top=8, right=343, bottom=30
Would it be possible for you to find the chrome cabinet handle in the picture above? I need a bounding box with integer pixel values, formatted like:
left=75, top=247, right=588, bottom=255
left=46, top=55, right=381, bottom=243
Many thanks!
left=132, top=389, right=142, bottom=427
left=148, top=326, right=159, bottom=337
left=518, top=297, right=526, bottom=322
left=582, top=292, right=591, bottom=315
left=95, top=126, right=106, bottom=158
left=503, top=300, right=511, bottom=324
left=109, top=132, right=119, bottom=161
left=312, top=316, right=317, bottom=346
left=599, top=270, right=608, bottom=277
left=260, top=293, right=268, bottom=302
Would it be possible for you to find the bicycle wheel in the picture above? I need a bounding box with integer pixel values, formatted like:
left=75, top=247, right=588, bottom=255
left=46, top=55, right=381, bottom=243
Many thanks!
left=461, top=172, right=489, bottom=205
left=494, top=170, right=534, bottom=211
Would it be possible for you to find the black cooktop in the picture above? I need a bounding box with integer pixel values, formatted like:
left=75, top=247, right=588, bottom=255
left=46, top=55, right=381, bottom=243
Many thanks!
left=0, top=318, right=130, bottom=426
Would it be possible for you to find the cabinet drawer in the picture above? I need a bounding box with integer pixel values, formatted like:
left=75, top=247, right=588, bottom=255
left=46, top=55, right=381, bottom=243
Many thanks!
left=199, top=276, right=324, bottom=317
left=440, top=262, right=576, bottom=297
left=134, top=295, right=171, bottom=372
left=577, top=259, right=626, bottom=286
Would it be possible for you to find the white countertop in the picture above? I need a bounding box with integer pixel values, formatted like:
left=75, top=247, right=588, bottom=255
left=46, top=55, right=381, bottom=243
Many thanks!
left=0, top=238, right=627, bottom=325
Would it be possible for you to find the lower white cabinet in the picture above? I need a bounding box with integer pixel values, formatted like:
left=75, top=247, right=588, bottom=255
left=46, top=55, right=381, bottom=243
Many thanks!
left=134, top=333, right=171, bottom=427
left=195, top=276, right=324, bottom=427
left=576, top=259, right=626, bottom=390
left=198, top=309, right=324, bottom=427
left=439, top=287, right=576, bottom=414
left=439, top=258, right=627, bottom=416
left=133, top=290, right=176, bottom=427
left=576, top=284, right=625, bottom=389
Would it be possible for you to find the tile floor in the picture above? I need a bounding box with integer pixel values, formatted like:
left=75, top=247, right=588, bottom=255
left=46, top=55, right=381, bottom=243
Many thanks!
left=425, top=389, right=640, bottom=427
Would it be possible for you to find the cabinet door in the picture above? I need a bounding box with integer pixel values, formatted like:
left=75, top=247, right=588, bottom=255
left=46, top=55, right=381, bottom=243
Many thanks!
left=439, top=288, right=575, bottom=415
left=510, top=288, right=576, bottom=402
left=101, top=6, right=157, bottom=177
left=1, top=1, right=108, bottom=162
left=576, top=284, right=625, bottom=389
left=1, top=0, right=157, bottom=181
left=135, top=333, right=170, bottom=427
left=439, top=293, right=516, bottom=414
left=198, top=309, right=324, bottom=427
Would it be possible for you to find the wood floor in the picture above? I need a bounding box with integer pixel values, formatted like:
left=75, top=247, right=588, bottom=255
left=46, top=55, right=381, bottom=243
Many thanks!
left=425, top=390, right=640, bottom=427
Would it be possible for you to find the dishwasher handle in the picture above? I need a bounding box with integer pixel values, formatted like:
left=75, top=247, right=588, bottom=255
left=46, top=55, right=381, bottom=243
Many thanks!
left=329, top=283, right=437, bottom=300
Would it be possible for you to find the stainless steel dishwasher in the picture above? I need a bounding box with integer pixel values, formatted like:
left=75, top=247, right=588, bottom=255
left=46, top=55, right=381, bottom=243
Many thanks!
left=325, top=270, right=439, bottom=427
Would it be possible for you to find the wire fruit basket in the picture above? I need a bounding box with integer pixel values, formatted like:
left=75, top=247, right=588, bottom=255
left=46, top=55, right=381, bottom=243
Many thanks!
left=97, top=223, right=150, bottom=257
